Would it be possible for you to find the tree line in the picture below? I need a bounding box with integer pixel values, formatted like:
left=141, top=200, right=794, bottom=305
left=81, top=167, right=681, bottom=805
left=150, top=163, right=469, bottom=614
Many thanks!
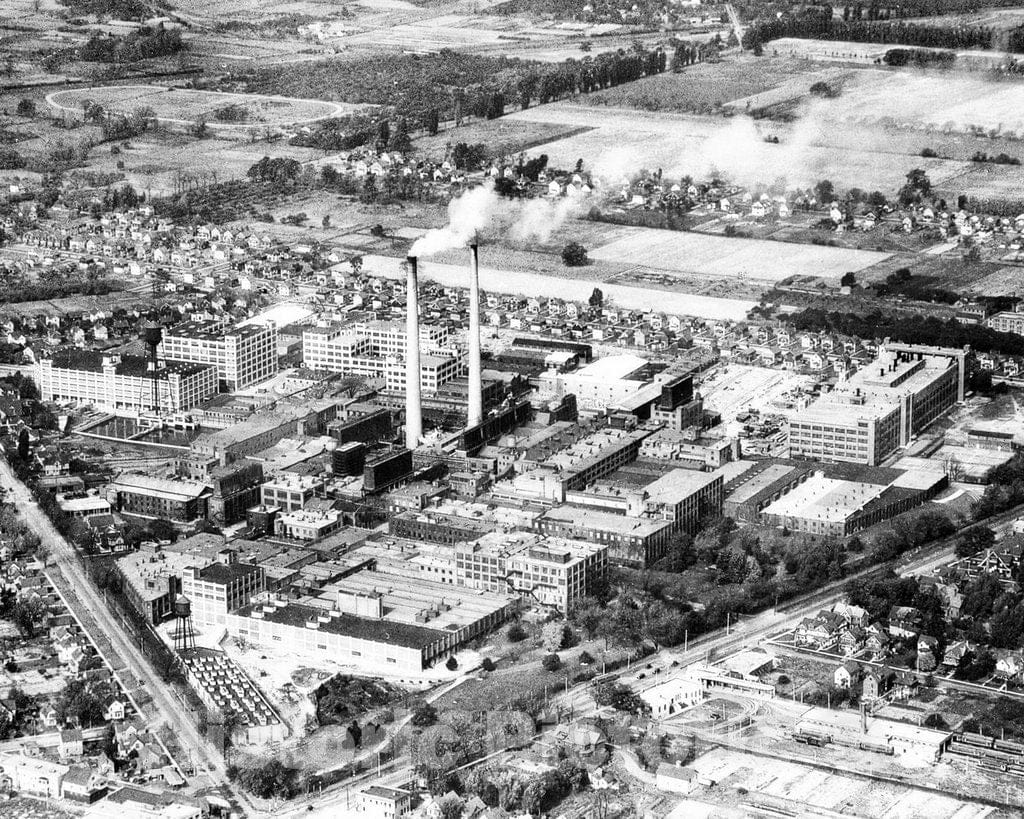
left=215, top=45, right=666, bottom=129
left=745, top=16, right=995, bottom=50
left=79, top=27, right=183, bottom=62
left=787, top=308, right=1024, bottom=357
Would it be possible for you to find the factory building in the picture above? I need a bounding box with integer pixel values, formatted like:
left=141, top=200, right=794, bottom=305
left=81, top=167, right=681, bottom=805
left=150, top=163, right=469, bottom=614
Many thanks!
left=181, top=555, right=266, bottom=629
left=759, top=468, right=947, bottom=537
left=987, top=310, right=1024, bottom=336
left=537, top=354, right=652, bottom=412
left=108, top=473, right=212, bottom=523
left=36, top=350, right=217, bottom=415
left=300, top=321, right=462, bottom=395
left=788, top=344, right=964, bottom=466
left=161, top=320, right=278, bottom=391
left=260, top=474, right=324, bottom=513
left=454, top=531, right=608, bottom=612
left=535, top=505, right=675, bottom=569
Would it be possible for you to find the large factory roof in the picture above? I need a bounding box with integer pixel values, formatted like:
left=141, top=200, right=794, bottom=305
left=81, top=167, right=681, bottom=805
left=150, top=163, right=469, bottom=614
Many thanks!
left=642, top=468, right=721, bottom=503
left=543, top=426, right=651, bottom=473
left=165, top=320, right=273, bottom=340
left=762, top=474, right=887, bottom=523
left=725, top=462, right=807, bottom=506
left=539, top=505, right=672, bottom=537
left=573, top=354, right=648, bottom=381
left=317, top=570, right=512, bottom=628
left=469, top=530, right=604, bottom=564
left=110, top=473, right=211, bottom=502
left=43, top=349, right=213, bottom=379
left=117, top=550, right=199, bottom=603
left=236, top=598, right=444, bottom=649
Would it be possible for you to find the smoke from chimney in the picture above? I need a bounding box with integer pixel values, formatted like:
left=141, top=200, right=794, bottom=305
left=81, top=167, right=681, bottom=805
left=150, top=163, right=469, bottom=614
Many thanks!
left=405, top=256, right=422, bottom=449
left=408, top=183, right=589, bottom=258
left=468, top=241, right=483, bottom=427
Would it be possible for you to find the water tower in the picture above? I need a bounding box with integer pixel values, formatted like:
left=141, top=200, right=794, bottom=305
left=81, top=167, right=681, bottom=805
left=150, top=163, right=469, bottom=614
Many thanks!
left=172, top=594, right=196, bottom=653
left=141, top=321, right=164, bottom=414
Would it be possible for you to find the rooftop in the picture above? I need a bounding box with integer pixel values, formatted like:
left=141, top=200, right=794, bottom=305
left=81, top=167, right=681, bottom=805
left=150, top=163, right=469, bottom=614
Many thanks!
left=166, top=319, right=274, bottom=341
left=196, top=560, right=263, bottom=585
left=540, top=504, right=672, bottom=537
left=43, top=349, right=214, bottom=379
left=468, top=530, right=605, bottom=565
left=236, top=598, right=444, bottom=649
left=111, top=473, right=211, bottom=502
left=643, top=468, right=721, bottom=503
left=762, top=473, right=886, bottom=523
left=725, top=462, right=807, bottom=506
left=573, top=354, right=648, bottom=381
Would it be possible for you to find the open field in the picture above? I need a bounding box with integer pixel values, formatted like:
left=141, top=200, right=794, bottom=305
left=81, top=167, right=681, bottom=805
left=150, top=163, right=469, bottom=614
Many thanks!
left=935, top=163, right=1024, bottom=201
left=588, top=226, right=891, bottom=282
left=75, top=133, right=322, bottom=197
left=413, top=119, right=593, bottom=163
left=579, top=56, right=842, bottom=113
left=503, top=103, right=971, bottom=191
left=768, top=37, right=904, bottom=63
left=838, top=71, right=1024, bottom=136
left=47, top=86, right=355, bottom=130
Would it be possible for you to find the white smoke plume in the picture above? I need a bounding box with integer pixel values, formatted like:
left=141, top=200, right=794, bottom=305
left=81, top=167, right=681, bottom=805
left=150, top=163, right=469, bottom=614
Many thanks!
left=408, top=185, right=499, bottom=257
left=409, top=184, right=590, bottom=257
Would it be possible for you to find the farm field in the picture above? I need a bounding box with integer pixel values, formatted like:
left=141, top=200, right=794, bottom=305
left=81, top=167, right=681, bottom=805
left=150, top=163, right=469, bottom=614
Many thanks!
left=412, top=119, right=593, bottom=163
left=934, top=163, right=1024, bottom=201
left=837, top=71, right=1024, bottom=135
left=502, top=103, right=972, bottom=190
left=77, top=134, right=323, bottom=197
left=578, top=56, right=841, bottom=113
left=588, top=226, right=892, bottom=281
left=47, top=86, right=355, bottom=129
left=768, top=37, right=898, bottom=63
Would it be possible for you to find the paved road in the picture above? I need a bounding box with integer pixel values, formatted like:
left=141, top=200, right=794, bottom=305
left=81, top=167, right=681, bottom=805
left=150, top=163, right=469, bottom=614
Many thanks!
left=0, top=459, right=252, bottom=813
left=551, top=504, right=1024, bottom=717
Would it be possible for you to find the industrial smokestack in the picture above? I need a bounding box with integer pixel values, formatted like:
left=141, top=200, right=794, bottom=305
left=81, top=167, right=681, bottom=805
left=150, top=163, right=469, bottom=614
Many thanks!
left=468, top=241, right=483, bottom=427
left=405, top=256, right=422, bottom=449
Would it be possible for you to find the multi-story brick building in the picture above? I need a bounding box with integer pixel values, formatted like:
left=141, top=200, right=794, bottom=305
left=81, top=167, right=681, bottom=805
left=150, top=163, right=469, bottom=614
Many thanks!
left=108, top=474, right=212, bottom=523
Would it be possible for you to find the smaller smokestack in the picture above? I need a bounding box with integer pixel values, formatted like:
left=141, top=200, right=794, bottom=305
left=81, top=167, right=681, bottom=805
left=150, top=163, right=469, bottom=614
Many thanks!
left=405, top=256, right=422, bottom=449
left=468, top=240, right=483, bottom=428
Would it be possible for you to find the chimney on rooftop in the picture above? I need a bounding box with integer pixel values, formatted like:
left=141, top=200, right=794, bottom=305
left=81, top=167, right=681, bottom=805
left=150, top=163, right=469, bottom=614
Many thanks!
left=405, top=256, right=423, bottom=449
left=468, top=240, right=483, bottom=427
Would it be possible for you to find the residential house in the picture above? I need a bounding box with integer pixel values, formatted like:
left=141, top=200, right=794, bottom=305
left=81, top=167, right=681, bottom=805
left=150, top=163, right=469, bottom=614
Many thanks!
left=61, top=765, right=106, bottom=803
left=917, top=635, right=940, bottom=672
left=103, top=697, right=126, bottom=722
left=59, top=728, right=84, bottom=759
left=997, top=651, right=1024, bottom=681
left=838, top=625, right=866, bottom=657
left=833, top=660, right=862, bottom=689
left=794, top=611, right=841, bottom=650
left=888, top=606, right=922, bottom=639
left=864, top=623, right=891, bottom=660
left=832, top=603, right=869, bottom=628
left=942, top=640, right=975, bottom=671
left=862, top=669, right=896, bottom=700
